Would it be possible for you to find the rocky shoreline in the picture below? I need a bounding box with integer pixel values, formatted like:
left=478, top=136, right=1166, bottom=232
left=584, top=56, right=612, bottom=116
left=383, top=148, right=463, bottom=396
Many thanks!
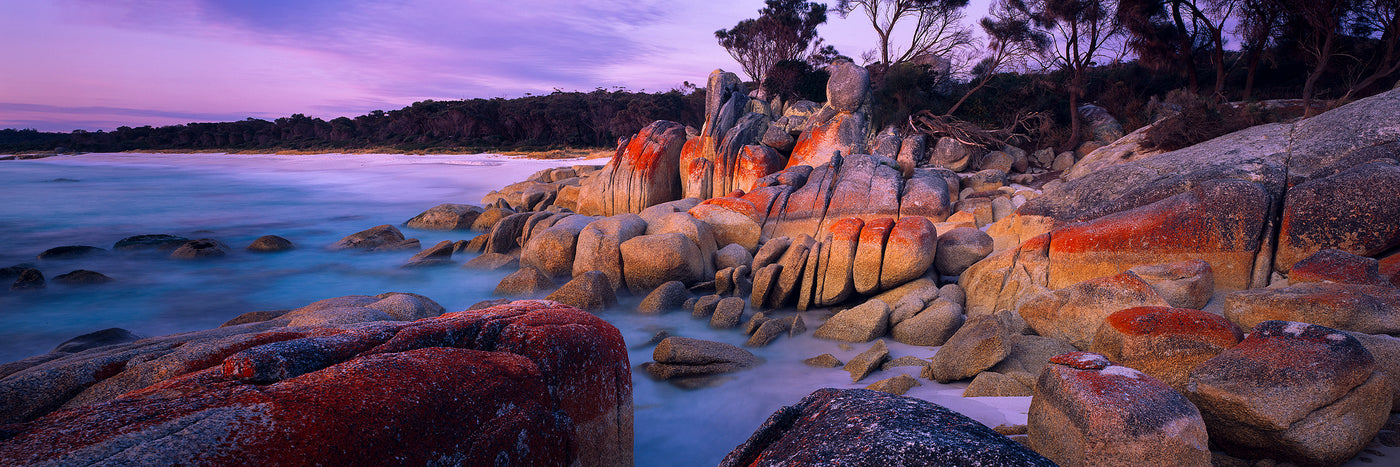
left=4, top=62, right=1400, bottom=465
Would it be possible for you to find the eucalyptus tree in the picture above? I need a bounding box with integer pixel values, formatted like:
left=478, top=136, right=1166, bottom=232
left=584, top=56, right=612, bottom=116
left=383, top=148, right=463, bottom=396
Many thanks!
left=836, top=0, right=976, bottom=67
left=945, top=0, right=1052, bottom=116
left=715, top=0, right=830, bottom=82
left=1025, top=0, right=1124, bottom=150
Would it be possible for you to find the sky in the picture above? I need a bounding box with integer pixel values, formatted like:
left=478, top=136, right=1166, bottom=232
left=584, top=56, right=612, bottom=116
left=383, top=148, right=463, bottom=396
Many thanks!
left=0, top=0, right=992, bottom=132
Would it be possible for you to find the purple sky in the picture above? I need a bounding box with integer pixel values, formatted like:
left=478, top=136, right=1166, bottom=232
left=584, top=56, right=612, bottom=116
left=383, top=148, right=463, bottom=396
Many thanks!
left=1, top=0, right=993, bottom=132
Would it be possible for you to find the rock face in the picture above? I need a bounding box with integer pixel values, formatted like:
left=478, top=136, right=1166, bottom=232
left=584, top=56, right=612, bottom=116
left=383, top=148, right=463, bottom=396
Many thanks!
left=0, top=300, right=633, bottom=466
left=721, top=388, right=1054, bottom=466
left=520, top=214, right=594, bottom=278
left=1275, top=159, right=1400, bottom=272
left=1186, top=320, right=1392, bottom=466
left=1224, top=282, right=1400, bottom=335
left=1029, top=352, right=1210, bottom=467
left=574, top=214, right=649, bottom=293
left=1090, top=306, right=1242, bottom=392
left=404, top=203, right=483, bottom=230
left=578, top=120, right=689, bottom=216
left=1288, top=248, right=1390, bottom=286
left=1045, top=180, right=1270, bottom=290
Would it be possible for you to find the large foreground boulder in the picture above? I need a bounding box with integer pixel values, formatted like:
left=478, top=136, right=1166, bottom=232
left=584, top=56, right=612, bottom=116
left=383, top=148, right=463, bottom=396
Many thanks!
left=1186, top=320, right=1392, bottom=466
left=0, top=300, right=633, bottom=466
left=721, top=388, right=1054, bottom=466
left=1029, top=352, right=1210, bottom=466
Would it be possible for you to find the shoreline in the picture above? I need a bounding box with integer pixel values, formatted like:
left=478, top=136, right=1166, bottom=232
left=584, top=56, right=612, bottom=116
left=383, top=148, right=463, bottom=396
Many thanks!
left=2, top=146, right=615, bottom=161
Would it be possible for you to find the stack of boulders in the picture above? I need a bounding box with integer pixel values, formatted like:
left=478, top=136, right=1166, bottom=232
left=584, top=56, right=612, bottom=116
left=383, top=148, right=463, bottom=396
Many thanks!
left=0, top=297, right=633, bottom=466
left=361, top=65, right=1400, bottom=465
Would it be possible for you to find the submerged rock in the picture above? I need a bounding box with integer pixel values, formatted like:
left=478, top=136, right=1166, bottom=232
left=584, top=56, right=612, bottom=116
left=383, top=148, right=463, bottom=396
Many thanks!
left=246, top=235, right=295, bottom=252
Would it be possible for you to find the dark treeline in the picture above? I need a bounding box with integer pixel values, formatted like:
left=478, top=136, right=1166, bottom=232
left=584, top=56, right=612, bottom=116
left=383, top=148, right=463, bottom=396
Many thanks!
left=1, top=88, right=706, bottom=154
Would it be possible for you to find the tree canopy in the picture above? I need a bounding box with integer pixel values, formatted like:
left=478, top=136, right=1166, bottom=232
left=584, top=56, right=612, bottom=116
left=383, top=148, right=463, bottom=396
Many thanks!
left=715, top=0, right=830, bottom=82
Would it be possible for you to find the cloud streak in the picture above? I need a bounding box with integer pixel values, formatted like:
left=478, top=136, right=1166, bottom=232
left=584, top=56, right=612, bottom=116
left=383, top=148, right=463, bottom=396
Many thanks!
left=6, top=0, right=977, bottom=131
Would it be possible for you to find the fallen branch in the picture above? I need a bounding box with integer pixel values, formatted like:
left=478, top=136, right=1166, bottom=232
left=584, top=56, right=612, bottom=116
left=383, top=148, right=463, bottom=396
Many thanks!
left=909, top=111, right=1049, bottom=149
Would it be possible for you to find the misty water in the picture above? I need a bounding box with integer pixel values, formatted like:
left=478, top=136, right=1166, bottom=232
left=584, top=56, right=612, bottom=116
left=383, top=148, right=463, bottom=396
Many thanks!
left=0, top=153, right=1027, bottom=465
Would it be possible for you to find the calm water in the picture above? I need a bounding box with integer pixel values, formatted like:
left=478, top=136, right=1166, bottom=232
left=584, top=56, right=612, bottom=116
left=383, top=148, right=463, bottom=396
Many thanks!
left=0, top=153, right=1025, bottom=466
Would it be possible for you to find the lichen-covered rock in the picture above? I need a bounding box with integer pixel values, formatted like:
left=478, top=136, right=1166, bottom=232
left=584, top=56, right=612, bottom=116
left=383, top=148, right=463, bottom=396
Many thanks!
left=1019, top=271, right=1170, bottom=350
left=1045, top=180, right=1271, bottom=290
left=689, top=197, right=764, bottom=252
left=578, top=120, right=688, bottom=216
left=786, top=112, right=868, bottom=169
left=818, top=217, right=864, bottom=306
left=1224, top=282, right=1400, bottom=335
left=1275, top=159, right=1400, bottom=272
left=1029, top=352, right=1210, bottom=466
left=1186, top=321, right=1392, bottom=466
left=721, top=388, right=1054, bottom=466
left=1288, top=248, right=1390, bottom=287
left=0, top=300, right=633, bottom=466
left=1091, top=306, right=1242, bottom=392
left=880, top=216, right=937, bottom=288
left=404, top=203, right=483, bottom=230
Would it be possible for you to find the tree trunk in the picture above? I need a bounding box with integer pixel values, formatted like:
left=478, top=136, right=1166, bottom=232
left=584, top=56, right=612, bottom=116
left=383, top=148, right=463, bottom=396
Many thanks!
left=1302, top=30, right=1336, bottom=117
left=1173, top=2, right=1199, bottom=93
left=1243, top=47, right=1262, bottom=100
left=1064, top=69, right=1084, bottom=154
left=1211, top=29, right=1227, bottom=97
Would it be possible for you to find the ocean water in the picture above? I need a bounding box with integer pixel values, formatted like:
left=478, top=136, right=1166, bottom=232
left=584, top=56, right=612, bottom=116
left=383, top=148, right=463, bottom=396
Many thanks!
left=0, top=153, right=1028, bottom=465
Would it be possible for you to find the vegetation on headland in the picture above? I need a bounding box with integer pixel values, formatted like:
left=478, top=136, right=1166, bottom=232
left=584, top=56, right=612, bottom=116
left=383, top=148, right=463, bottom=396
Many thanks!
left=3, top=0, right=1396, bottom=156
left=0, top=89, right=704, bottom=155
